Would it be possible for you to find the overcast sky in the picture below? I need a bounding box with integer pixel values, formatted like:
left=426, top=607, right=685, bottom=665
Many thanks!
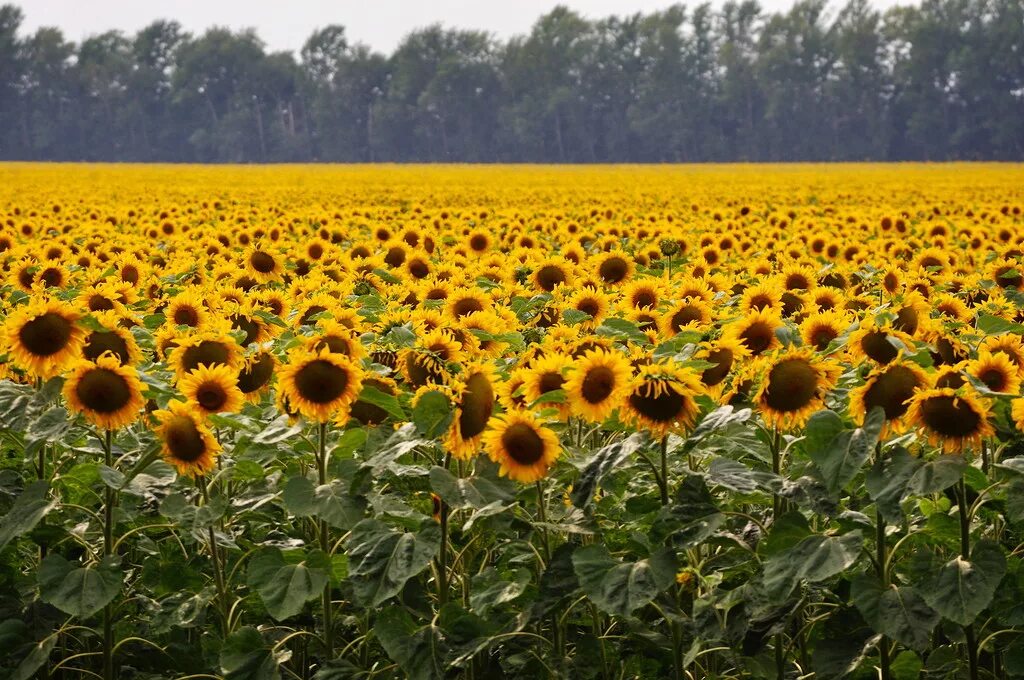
left=18, top=0, right=903, bottom=54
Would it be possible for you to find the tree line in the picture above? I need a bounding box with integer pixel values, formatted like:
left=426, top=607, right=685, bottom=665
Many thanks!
left=0, top=0, right=1022, bottom=163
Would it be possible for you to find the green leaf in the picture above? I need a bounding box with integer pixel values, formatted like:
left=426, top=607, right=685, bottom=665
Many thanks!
left=706, top=457, right=780, bottom=494
left=12, top=634, right=57, bottom=680
left=356, top=384, right=406, bottom=421
left=26, top=406, right=70, bottom=448
left=561, top=309, right=592, bottom=325
left=247, top=547, right=330, bottom=621
left=919, top=539, right=1006, bottom=626
left=759, top=511, right=811, bottom=556
left=220, top=627, right=284, bottom=680
left=282, top=476, right=365, bottom=530
left=977, top=313, right=1024, bottom=336
left=469, top=568, right=530, bottom=617
left=851, top=573, right=939, bottom=651
left=571, top=433, right=648, bottom=507
left=908, top=456, right=966, bottom=494
left=428, top=467, right=514, bottom=511
left=0, top=481, right=57, bottom=551
left=763, top=531, right=863, bottom=601
left=595, top=317, right=650, bottom=345
left=347, top=519, right=441, bottom=606
left=812, top=607, right=878, bottom=680
left=866, top=447, right=921, bottom=525
left=572, top=544, right=676, bottom=617
left=361, top=423, right=432, bottom=475
left=38, top=554, right=121, bottom=618
left=809, top=407, right=884, bottom=494
left=680, top=405, right=752, bottom=452
left=803, top=409, right=845, bottom=458
left=374, top=607, right=446, bottom=680
left=650, top=476, right=725, bottom=548
left=890, top=651, right=923, bottom=680
left=412, top=390, right=453, bottom=439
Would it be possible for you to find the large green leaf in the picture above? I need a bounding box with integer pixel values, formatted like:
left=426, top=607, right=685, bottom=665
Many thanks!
left=570, top=433, right=648, bottom=507
left=356, top=384, right=406, bottom=421
left=763, top=531, right=862, bottom=601
left=650, top=476, right=725, bottom=548
left=412, top=390, right=453, bottom=438
left=907, top=456, right=966, bottom=495
left=866, top=447, right=921, bottom=525
left=220, top=627, right=284, bottom=680
left=38, top=554, right=121, bottom=618
left=11, top=634, right=57, bottom=680
left=247, top=547, right=330, bottom=621
left=374, top=607, right=446, bottom=680
left=347, top=519, right=441, bottom=606
left=851, top=573, right=939, bottom=651
left=0, top=481, right=56, bottom=551
left=572, top=544, right=676, bottom=617
left=428, top=466, right=515, bottom=512
left=808, top=407, right=884, bottom=494
left=919, top=539, right=1006, bottom=626
left=282, top=476, right=365, bottom=530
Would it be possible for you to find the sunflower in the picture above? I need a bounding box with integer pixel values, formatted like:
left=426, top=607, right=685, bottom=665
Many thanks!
left=723, top=308, right=783, bottom=357
left=483, top=410, right=561, bottom=483
left=980, top=334, right=1024, bottom=377
left=563, top=287, right=611, bottom=328
left=621, top=280, right=663, bottom=311
left=1011, top=398, right=1024, bottom=433
left=400, top=329, right=461, bottom=388
left=169, top=328, right=243, bottom=377
left=63, top=355, right=146, bottom=430
left=81, top=312, right=142, bottom=365
left=179, top=363, right=245, bottom=416
left=165, top=291, right=208, bottom=328
left=445, top=289, right=492, bottom=320
left=4, top=298, right=85, bottom=378
left=523, top=353, right=572, bottom=419
left=697, top=337, right=749, bottom=392
left=153, top=399, right=222, bottom=477
left=740, top=281, right=783, bottom=314
left=445, top=362, right=497, bottom=459
left=237, top=351, right=276, bottom=402
left=848, top=323, right=915, bottom=366
left=278, top=347, right=363, bottom=423
left=622, top=362, right=705, bottom=437
left=906, top=388, right=993, bottom=453
left=309, top=319, right=366, bottom=362
left=755, top=349, right=839, bottom=430
left=660, top=297, right=713, bottom=336
left=497, top=367, right=530, bottom=411
left=592, top=249, right=635, bottom=286
left=564, top=349, right=631, bottom=423
left=849, top=360, right=930, bottom=434
left=799, top=310, right=850, bottom=352
left=531, top=257, right=574, bottom=293
left=967, top=351, right=1022, bottom=395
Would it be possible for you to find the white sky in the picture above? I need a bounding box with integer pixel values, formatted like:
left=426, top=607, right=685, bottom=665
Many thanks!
left=18, top=0, right=903, bottom=54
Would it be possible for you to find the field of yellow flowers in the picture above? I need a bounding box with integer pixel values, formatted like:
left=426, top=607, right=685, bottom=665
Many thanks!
left=1, top=163, right=1024, bottom=680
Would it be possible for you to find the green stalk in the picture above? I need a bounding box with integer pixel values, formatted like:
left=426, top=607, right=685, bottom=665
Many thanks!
left=317, top=422, right=334, bottom=660
left=770, top=428, right=784, bottom=680
left=957, top=478, right=979, bottom=680
left=875, top=444, right=892, bottom=680
left=659, top=436, right=670, bottom=506
left=101, top=429, right=115, bottom=680
left=437, top=453, right=451, bottom=607
left=199, top=477, right=230, bottom=637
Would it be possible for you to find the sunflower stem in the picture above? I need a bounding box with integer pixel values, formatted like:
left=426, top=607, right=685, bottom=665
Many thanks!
left=101, top=429, right=115, bottom=680
left=771, top=429, right=783, bottom=518
left=437, top=453, right=451, bottom=607
left=868, top=443, right=892, bottom=679
left=198, top=477, right=230, bottom=638
left=317, top=422, right=335, bottom=660
left=659, top=436, right=670, bottom=506
left=957, top=478, right=979, bottom=680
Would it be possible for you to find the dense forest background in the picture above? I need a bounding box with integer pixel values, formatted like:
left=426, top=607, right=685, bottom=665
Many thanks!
left=0, top=0, right=1022, bottom=163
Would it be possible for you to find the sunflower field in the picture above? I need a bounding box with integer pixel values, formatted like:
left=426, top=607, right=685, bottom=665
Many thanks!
left=2, top=163, right=1024, bottom=680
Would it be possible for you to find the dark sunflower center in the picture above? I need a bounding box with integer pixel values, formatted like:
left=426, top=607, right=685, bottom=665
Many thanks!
left=173, top=306, right=200, bottom=326
left=39, top=267, right=63, bottom=288
left=577, top=299, right=600, bottom=317
left=781, top=292, right=804, bottom=317
left=250, top=251, right=276, bottom=273
left=739, top=321, right=774, bottom=355
left=230, top=315, right=261, bottom=346
left=459, top=372, right=494, bottom=438
left=539, top=371, right=565, bottom=396
left=860, top=331, right=899, bottom=364
left=238, top=353, right=275, bottom=393
left=351, top=379, right=393, bottom=425
left=18, top=312, right=74, bottom=357
left=88, top=295, right=115, bottom=312
left=671, top=305, right=703, bottom=331
left=164, top=415, right=207, bottom=462
left=501, top=422, right=546, bottom=465
left=294, top=359, right=349, bottom=404
left=810, top=326, right=839, bottom=351
left=84, top=331, right=130, bottom=364
left=863, top=365, right=920, bottom=419
left=598, top=257, right=628, bottom=284
left=748, top=294, right=773, bottom=311
left=632, top=291, right=656, bottom=309
left=196, top=383, right=228, bottom=411
left=300, top=305, right=327, bottom=325
left=979, top=368, right=1009, bottom=392
left=452, top=297, right=484, bottom=317
left=409, top=260, right=429, bottom=279
left=181, top=341, right=230, bottom=372
left=918, top=396, right=982, bottom=437
left=470, top=234, right=488, bottom=251
left=535, top=265, right=566, bottom=292
left=763, top=358, right=818, bottom=413
left=701, top=348, right=734, bottom=387
left=628, top=380, right=686, bottom=422
left=74, top=368, right=132, bottom=413
left=581, top=366, right=615, bottom=404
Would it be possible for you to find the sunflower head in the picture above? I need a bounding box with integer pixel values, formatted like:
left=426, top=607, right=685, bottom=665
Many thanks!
left=564, top=349, right=632, bottom=423
left=849, top=360, right=930, bottom=435
left=968, top=351, right=1022, bottom=395
left=445, top=363, right=497, bottom=459
left=906, top=388, right=993, bottom=454
left=483, top=410, right=561, bottom=483
left=4, top=299, right=85, bottom=378
left=64, top=354, right=146, bottom=430
left=153, top=399, right=222, bottom=477
left=180, top=363, right=245, bottom=416
left=278, top=347, right=363, bottom=423
left=755, top=349, right=839, bottom=430
left=623, top=362, right=705, bottom=436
